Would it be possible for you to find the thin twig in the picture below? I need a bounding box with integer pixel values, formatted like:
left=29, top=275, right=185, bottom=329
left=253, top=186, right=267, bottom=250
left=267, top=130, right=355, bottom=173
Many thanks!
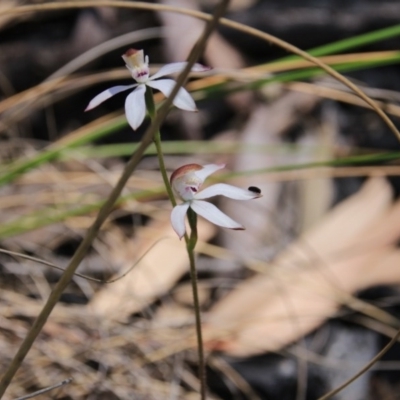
left=209, top=356, right=262, bottom=400
left=15, top=378, right=72, bottom=400
left=0, top=239, right=170, bottom=283
left=318, top=329, right=400, bottom=400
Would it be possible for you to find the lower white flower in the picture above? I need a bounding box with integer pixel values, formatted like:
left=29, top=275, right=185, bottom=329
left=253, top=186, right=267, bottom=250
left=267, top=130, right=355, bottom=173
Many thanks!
left=170, top=163, right=262, bottom=239
left=85, top=48, right=209, bottom=130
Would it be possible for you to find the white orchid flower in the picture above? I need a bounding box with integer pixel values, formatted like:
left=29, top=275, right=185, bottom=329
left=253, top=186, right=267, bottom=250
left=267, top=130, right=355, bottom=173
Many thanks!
left=85, top=48, right=209, bottom=130
left=170, top=163, right=262, bottom=239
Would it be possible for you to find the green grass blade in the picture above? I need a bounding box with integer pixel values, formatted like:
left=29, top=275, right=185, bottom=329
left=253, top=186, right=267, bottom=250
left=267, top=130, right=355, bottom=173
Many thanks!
left=271, top=24, right=400, bottom=63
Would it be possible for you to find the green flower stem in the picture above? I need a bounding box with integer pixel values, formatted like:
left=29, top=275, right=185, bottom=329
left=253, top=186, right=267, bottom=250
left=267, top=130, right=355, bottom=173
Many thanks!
left=187, top=208, right=198, bottom=250
left=187, top=208, right=206, bottom=399
left=145, top=87, right=177, bottom=207
left=144, top=86, right=156, bottom=118
left=145, top=87, right=206, bottom=399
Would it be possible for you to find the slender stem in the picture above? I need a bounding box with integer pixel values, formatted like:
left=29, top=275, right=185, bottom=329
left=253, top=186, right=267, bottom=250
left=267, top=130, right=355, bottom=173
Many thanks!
left=187, top=209, right=206, bottom=400
left=145, top=87, right=177, bottom=207
left=154, top=131, right=176, bottom=206
left=146, top=86, right=206, bottom=397
left=318, top=328, right=400, bottom=400
left=187, top=208, right=198, bottom=250
left=188, top=249, right=206, bottom=399
left=144, top=86, right=156, bottom=118
left=15, top=378, right=72, bottom=400
left=140, top=6, right=232, bottom=398
left=141, top=1, right=233, bottom=390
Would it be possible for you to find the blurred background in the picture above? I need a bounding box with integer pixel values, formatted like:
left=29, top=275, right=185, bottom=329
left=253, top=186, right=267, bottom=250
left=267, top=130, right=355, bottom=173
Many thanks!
left=1, top=0, right=400, bottom=399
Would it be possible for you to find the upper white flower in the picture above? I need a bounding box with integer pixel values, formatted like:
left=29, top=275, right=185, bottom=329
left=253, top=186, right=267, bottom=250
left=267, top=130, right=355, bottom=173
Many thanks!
left=170, top=163, right=262, bottom=239
left=85, top=49, right=210, bottom=130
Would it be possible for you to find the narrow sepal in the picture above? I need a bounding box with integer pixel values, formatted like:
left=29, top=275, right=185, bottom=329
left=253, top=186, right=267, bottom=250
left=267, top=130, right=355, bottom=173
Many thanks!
left=85, top=84, right=137, bottom=111
left=190, top=200, right=244, bottom=230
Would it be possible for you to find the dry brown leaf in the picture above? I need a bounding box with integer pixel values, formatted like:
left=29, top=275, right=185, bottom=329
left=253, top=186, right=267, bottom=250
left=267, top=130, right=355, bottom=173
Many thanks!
left=204, top=177, right=400, bottom=356
left=88, top=214, right=215, bottom=322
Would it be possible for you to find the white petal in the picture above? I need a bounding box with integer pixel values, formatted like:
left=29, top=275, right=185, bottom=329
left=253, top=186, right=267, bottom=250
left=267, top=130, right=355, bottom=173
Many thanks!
left=150, top=62, right=210, bottom=80
left=195, top=183, right=262, bottom=200
left=194, top=164, right=225, bottom=182
left=85, top=84, right=137, bottom=111
left=190, top=200, right=244, bottom=230
left=171, top=203, right=190, bottom=239
left=124, top=85, right=146, bottom=130
left=146, top=79, right=196, bottom=111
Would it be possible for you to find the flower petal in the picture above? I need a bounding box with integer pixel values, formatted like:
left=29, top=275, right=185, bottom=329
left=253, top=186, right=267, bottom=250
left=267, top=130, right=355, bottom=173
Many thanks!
left=171, top=203, right=190, bottom=239
left=85, top=84, right=137, bottom=111
left=190, top=200, right=244, bottom=230
left=146, top=79, right=196, bottom=111
left=194, top=164, right=225, bottom=182
left=195, top=183, right=262, bottom=200
left=150, top=62, right=210, bottom=80
left=124, top=84, right=146, bottom=130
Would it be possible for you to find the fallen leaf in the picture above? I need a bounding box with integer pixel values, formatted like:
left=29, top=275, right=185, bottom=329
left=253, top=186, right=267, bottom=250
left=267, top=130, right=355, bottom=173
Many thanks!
left=205, top=177, right=400, bottom=356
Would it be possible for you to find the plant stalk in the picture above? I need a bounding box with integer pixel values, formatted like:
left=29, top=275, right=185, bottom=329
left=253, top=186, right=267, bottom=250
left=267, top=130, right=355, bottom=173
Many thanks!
left=187, top=208, right=206, bottom=400
left=146, top=86, right=206, bottom=398
left=145, top=87, right=177, bottom=207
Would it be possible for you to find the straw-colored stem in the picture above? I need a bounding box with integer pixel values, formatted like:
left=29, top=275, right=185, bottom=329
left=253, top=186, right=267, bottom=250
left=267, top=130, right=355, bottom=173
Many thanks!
left=187, top=208, right=206, bottom=400
left=318, top=328, right=400, bottom=400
